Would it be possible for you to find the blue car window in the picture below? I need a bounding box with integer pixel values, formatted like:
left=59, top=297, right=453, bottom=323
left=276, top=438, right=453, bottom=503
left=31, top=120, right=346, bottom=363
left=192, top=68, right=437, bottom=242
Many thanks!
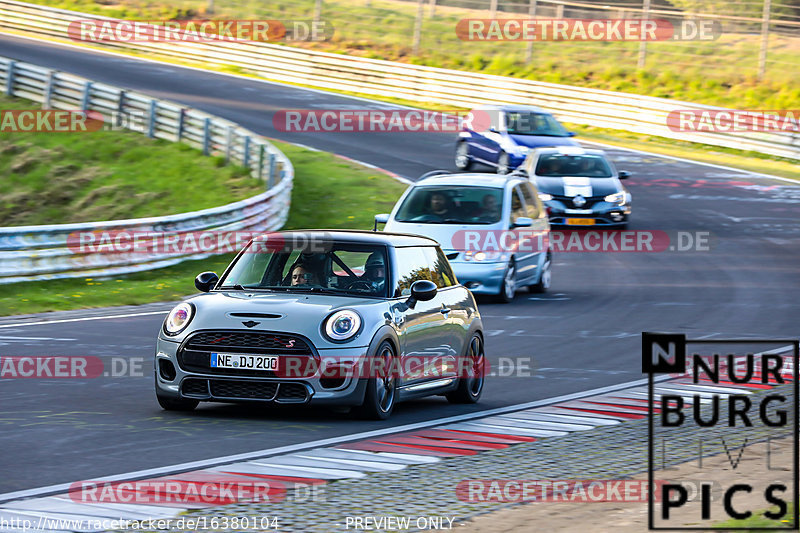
left=505, top=112, right=569, bottom=136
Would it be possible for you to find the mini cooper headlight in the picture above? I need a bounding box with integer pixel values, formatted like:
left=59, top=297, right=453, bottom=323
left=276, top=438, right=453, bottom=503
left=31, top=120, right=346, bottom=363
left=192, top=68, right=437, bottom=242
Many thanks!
left=324, top=310, right=362, bottom=342
left=538, top=192, right=553, bottom=202
left=164, top=302, right=194, bottom=335
left=604, top=191, right=626, bottom=205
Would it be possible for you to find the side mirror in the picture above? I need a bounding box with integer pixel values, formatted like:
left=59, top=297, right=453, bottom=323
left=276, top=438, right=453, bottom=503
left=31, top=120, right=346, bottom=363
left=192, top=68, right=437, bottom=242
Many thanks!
left=488, top=127, right=498, bottom=133
left=618, top=170, right=630, bottom=179
left=407, top=279, right=437, bottom=308
left=373, top=213, right=389, bottom=231
left=567, top=131, right=577, bottom=137
left=512, top=217, right=533, bottom=228
left=195, top=271, right=219, bottom=292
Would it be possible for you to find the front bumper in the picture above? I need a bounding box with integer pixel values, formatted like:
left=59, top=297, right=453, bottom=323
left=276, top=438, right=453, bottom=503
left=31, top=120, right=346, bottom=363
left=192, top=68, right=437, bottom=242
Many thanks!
left=154, top=336, right=370, bottom=406
left=449, top=260, right=507, bottom=295
left=546, top=200, right=631, bottom=226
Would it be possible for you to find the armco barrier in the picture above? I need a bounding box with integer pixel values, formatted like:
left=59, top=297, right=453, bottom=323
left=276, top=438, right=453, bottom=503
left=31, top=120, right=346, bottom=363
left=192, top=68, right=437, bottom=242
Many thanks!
left=0, top=0, right=797, bottom=159
left=0, top=56, right=294, bottom=284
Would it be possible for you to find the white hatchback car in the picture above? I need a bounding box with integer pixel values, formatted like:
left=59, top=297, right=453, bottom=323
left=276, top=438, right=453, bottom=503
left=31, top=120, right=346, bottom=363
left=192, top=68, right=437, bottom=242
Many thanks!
left=375, top=171, right=552, bottom=303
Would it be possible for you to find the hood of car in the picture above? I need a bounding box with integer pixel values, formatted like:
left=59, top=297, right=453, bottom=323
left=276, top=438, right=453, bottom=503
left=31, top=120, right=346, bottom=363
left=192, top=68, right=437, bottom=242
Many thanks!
left=535, top=176, right=622, bottom=197
left=167, top=291, right=388, bottom=347
left=509, top=134, right=579, bottom=149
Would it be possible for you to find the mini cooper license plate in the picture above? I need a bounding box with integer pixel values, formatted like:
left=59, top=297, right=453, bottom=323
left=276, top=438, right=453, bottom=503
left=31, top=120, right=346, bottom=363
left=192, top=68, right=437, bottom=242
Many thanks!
left=566, top=218, right=595, bottom=226
left=210, top=353, right=278, bottom=370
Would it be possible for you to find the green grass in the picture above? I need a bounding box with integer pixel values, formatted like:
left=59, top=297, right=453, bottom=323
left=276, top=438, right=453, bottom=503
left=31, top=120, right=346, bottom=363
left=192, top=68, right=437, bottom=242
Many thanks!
left=21, top=0, right=800, bottom=110
left=715, top=502, right=794, bottom=529
left=0, top=94, right=261, bottom=226
left=0, top=140, right=409, bottom=316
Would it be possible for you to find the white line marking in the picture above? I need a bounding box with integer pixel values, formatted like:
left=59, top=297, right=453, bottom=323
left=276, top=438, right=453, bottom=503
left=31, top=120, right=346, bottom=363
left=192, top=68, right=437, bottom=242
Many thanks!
left=0, top=374, right=673, bottom=503
left=0, top=311, right=169, bottom=329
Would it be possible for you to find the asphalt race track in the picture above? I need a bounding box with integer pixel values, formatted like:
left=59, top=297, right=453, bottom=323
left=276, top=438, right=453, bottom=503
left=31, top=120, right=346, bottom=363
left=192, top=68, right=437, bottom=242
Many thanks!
left=0, top=34, right=799, bottom=495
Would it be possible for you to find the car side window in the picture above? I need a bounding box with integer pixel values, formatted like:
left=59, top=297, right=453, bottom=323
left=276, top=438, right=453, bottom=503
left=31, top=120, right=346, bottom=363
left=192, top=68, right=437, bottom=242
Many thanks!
left=519, top=182, right=541, bottom=219
left=423, top=247, right=457, bottom=288
left=394, top=247, right=434, bottom=296
left=510, top=186, right=526, bottom=223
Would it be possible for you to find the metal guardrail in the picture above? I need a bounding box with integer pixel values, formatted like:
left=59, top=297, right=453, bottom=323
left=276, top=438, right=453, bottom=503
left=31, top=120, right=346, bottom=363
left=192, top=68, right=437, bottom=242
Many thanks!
left=0, top=55, right=294, bottom=284
left=0, top=0, right=797, bottom=160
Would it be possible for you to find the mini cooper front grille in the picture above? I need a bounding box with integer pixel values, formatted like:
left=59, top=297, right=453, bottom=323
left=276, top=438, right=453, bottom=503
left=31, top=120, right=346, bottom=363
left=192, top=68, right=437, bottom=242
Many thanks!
left=210, top=379, right=279, bottom=400
left=184, top=331, right=313, bottom=355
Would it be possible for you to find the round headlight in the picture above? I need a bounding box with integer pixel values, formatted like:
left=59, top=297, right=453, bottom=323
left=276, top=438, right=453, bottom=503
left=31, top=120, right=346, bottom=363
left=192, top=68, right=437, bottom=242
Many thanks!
left=164, top=302, right=194, bottom=335
left=324, top=310, right=362, bottom=342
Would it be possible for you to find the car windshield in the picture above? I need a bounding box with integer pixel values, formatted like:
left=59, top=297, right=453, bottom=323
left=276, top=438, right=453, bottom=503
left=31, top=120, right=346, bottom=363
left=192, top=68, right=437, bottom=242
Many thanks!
left=218, top=240, right=390, bottom=297
left=505, top=112, right=570, bottom=136
left=535, top=154, right=613, bottom=177
left=394, top=186, right=504, bottom=224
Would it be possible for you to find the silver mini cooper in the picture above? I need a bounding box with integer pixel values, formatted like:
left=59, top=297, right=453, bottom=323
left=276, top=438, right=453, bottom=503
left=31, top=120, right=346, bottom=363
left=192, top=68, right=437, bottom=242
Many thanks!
left=154, top=230, right=485, bottom=419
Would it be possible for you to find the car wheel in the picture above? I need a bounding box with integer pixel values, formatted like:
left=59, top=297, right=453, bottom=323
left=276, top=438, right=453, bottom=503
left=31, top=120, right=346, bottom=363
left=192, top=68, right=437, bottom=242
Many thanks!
left=496, top=152, right=510, bottom=175
left=496, top=258, right=516, bottom=303
left=529, top=252, right=552, bottom=293
left=156, top=392, right=199, bottom=412
left=354, top=341, right=398, bottom=420
left=455, top=142, right=473, bottom=171
left=447, top=334, right=485, bottom=404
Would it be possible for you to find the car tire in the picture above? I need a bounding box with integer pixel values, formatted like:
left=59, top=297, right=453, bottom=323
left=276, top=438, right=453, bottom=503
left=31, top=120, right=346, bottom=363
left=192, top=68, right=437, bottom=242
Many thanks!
left=529, top=252, right=552, bottom=293
left=496, top=258, right=516, bottom=303
left=353, top=341, right=398, bottom=420
left=446, top=334, right=485, bottom=404
left=455, top=142, right=473, bottom=171
left=496, top=152, right=510, bottom=175
left=156, top=392, right=199, bottom=412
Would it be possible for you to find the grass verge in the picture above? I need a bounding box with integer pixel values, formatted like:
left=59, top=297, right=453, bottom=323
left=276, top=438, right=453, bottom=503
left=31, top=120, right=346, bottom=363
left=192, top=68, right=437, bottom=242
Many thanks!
left=0, top=140, right=409, bottom=316
left=0, top=94, right=261, bottom=226
left=715, top=502, right=795, bottom=529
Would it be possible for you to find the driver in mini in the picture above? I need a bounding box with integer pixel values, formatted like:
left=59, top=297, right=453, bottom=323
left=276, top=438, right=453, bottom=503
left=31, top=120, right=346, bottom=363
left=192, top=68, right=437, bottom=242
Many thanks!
left=290, top=263, right=322, bottom=286
left=360, top=253, right=386, bottom=294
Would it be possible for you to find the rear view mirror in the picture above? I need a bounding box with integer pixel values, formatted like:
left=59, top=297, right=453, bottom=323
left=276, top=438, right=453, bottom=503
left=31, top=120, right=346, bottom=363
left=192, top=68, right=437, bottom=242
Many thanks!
left=195, top=271, right=219, bottom=292
left=407, top=280, right=437, bottom=308
left=512, top=217, right=533, bottom=228
left=373, top=213, right=389, bottom=231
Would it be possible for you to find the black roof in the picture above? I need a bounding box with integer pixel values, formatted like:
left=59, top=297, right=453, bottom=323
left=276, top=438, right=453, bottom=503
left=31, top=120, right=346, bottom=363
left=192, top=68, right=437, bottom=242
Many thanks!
left=256, top=229, right=438, bottom=248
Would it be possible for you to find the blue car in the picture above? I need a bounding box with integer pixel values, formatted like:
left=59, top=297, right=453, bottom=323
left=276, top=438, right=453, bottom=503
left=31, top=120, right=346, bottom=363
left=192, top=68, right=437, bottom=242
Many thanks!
left=455, top=105, right=579, bottom=174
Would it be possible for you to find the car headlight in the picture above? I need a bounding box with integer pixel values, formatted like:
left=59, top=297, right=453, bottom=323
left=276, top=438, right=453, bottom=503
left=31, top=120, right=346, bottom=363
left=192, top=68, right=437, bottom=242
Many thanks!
left=538, top=192, right=553, bottom=202
left=604, top=191, right=626, bottom=205
left=323, top=310, right=362, bottom=342
left=164, top=302, right=194, bottom=336
left=464, top=251, right=503, bottom=261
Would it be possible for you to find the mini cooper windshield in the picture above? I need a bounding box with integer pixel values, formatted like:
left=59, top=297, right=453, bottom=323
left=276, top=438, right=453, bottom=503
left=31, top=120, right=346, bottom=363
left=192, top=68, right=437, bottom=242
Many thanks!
left=394, top=186, right=504, bottom=224
left=219, top=240, right=390, bottom=298
left=535, top=154, right=613, bottom=178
